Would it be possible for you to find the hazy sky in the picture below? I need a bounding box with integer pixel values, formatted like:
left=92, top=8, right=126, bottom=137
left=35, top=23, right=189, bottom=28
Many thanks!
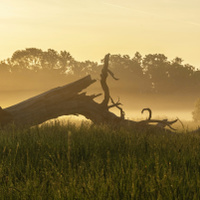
left=1, top=0, right=200, bottom=68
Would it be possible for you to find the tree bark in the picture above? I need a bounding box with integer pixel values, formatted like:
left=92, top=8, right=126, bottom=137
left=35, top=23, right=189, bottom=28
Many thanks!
left=1, top=75, right=124, bottom=127
left=2, top=75, right=99, bottom=126
left=0, top=54, right=177, bottom=131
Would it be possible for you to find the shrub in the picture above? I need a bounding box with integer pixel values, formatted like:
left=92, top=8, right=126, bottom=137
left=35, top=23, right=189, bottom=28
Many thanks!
left=192, top=98, right=200, bottom=122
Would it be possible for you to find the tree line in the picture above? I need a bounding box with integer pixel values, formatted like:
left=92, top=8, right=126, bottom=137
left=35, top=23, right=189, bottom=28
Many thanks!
left=0, top=48, right=200, bottom=94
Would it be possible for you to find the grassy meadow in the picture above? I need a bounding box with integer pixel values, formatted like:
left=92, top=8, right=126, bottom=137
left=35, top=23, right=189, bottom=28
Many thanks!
left=0, top=121, right=200, bottom=199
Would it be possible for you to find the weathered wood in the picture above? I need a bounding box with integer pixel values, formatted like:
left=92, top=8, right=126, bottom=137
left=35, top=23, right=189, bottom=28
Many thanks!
left=1, top=74, right=125, bottom=127
left=0, top=107, right=13, bottom=126
left=100, top=54, right=110, bottom=108
left=0, top=54, right=178, bottom=131
left=3, top=75, right=99, bottom=126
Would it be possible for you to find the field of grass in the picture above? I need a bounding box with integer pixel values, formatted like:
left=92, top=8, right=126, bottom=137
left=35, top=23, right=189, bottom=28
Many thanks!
left=0, top=121, right=200, bottom=199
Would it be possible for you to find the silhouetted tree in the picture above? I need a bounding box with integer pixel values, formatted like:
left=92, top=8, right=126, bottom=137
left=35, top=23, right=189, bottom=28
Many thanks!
left=11, top=48, right=43, bottom=72
left=59, top=51, right=75, bottom=74
left=168, top=57, right=196, bottom=93
left=40, top=49, right=61, bottom=71
left=0, top=60, right=11, bottom=74
left=0, top=48, right=199, bottom=96
left=106, top=53, right=152, bottom=93
left=142, top=54, right=170, bottom=93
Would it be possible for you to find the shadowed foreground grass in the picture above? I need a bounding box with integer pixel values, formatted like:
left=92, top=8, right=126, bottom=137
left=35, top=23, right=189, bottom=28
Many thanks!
left=0, top=122, right=200, bottom=199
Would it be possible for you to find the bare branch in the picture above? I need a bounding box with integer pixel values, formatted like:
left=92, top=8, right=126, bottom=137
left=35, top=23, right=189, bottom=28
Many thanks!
left=100, top=54, right=120, bottom=108
left=139, top=118, right=178, bottom=131
left=108, top=69, right=119, bottom=80
left=141, top=108, right=152, bottom=120
left=100, top=54, right=110, bottom=108
left=108, top=103, right=122, bottom=109
left=110, top=97, right=125, bottom=119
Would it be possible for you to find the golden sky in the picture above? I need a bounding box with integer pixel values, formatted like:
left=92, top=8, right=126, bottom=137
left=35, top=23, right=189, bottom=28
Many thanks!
left=1, top=0, right=200, bottom=68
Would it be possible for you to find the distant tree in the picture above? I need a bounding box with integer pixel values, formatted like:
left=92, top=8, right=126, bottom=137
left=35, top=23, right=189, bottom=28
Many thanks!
left=192, top=70, right=200, bottom=92
left=109, top=53, right=144, bottom=77
left=40, top=49, right=60, bottom=71
left=168, top=57, right=196, bottom=92
left=11, top=48, right=43, bottom=72
left=133, top=52, right=142, bottom=64
left=0, top=60, right=11, bottom=73
left=0, top=48, right=199, bottom=95
left=172, top=57, right=183, bottom=65
left=143, top=54, right=169, bottom=71
left=107, top=53, right=151, bottom=93
left=142, top=54, right=170, bottom=93
left=192, top=98, right=200, bottom=122
left=10, top=48, right=75, bottom=74
left=71, top=60, right=99, bottom=78
left=59, top=51, right=75, bottom=74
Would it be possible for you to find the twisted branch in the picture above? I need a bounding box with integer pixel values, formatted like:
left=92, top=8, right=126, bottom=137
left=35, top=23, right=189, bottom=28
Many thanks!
left=100, top=54, right=125, bottom=119
left=110, top=97, right=125, bottom=119
left=140, top=107, right=178, bottom=130
left=141, top=108, right=152, bottom=120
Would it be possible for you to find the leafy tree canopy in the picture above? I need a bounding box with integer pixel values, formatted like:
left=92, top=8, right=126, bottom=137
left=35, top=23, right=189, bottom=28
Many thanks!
left=0, top=48, right=200, bottom=94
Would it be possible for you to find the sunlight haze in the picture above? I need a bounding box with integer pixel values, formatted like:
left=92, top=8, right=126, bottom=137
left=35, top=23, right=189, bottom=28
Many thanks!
left=1, top=0, right=200, bottom=67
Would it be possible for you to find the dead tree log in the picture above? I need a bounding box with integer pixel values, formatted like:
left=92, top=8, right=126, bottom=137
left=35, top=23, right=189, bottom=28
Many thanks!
left=0, top=74, right=123, bottom=127
left=0, top=54, right=177, bottom=131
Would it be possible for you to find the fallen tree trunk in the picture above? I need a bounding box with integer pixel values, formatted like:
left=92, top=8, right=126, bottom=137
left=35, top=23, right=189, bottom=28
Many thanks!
left=1, top=74, right=123, bottom=127
left=2, top=75, right=98, bottom=126
left=0, top=54, right=178, bottom=131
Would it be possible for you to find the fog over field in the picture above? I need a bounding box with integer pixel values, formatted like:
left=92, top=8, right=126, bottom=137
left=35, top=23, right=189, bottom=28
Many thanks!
left=0, top=82, right=197, bottom=121
left=0, top=48, right=200, bottom=129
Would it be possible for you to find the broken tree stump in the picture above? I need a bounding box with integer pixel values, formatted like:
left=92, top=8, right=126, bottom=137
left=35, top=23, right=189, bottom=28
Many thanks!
left=0, top=54, right=178, bottom=131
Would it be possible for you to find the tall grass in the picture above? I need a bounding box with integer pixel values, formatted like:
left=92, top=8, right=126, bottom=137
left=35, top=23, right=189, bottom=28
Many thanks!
left=0, top=122, right=200, bottom=199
